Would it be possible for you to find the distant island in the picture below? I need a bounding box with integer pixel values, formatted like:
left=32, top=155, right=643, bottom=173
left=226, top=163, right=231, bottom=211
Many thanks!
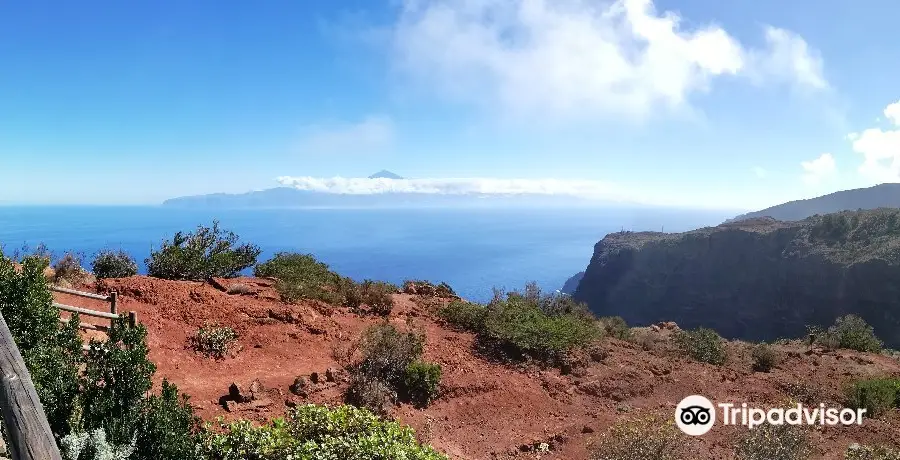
left=162, top=170, right=614, bottom=209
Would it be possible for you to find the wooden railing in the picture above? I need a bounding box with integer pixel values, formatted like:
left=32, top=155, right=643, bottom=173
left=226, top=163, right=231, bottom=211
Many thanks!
left=49, top=287, right=136, bottom=337
left=0, top=312, right=63, bottom=459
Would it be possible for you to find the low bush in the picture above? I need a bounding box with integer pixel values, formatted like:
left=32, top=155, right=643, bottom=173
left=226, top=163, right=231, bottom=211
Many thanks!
left=591, top=415, right=682, bottom=460
left=598, top=316, right=632, bottom=340
left=344, top=323, right=442, bottom=411
left=192, top=325, right=239, bottom=359
left=734, top=423, right=812, bottom=460
left=751, top=343, right=779, bottom=372
left=226, top=283, right=252, bottom=295
left=436, top=300, right=487, bottom=331
left=132, top=380, right=203, bottom=460
left=675, top=327, right=727, bottom=365
left=359, top=280, right=397, bottom=316
left=61, top=429, right=135, bottom=460
left=91, top=249, right=138, bottom=280
left=255, top=252, right=355, bottom=305
left=54, top=252, right=88, bottom=285
left=479, top=286, right=600, bottom=362
left=198, top=404, right=447, bottom=459
left=846, top=444, right=900, bottom=460
left=403, top=361, right=442, bottom=408
left=402, top=280, right=456, bottom=298
left=147, top=221, right=261, bottom=281
left=810, top=315, right=882, bottom=352
left=845, top=378, right=900, bottom=417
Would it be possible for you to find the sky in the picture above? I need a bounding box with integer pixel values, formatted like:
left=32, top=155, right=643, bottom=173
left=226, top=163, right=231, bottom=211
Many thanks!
left=2, top=0, right=900, bottom=210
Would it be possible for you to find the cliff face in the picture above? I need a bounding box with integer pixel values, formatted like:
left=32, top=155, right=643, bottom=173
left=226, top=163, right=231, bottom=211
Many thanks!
left=560, top=272, right=584, bottom=295
left=573, top=210, right=900, bottom=348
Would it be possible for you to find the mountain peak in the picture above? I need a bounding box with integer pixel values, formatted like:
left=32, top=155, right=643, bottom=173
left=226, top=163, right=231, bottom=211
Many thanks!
left=368, top=170, right=403, bottom=180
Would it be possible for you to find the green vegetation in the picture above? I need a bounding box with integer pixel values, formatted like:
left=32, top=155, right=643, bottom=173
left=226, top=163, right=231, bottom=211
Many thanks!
left=751, top=343, right=779, bottom=372
left=147, top=221, right=261, bottom=281
left=402, top=279, right=456, bottom=298
left=198, top=405, right=447, bottom=460
left=846, top=444, right=900, bottom=460
left=810, top=315, right=883, bottom=352
left=1, top=246, right=441, bottom=458
left=734, top=423, right=811, bottom=460
left=845, top=378, right=900, bottom=417
left=345, top=323, right=441, bottom=413
left=91, top=249, right=138, bottom=279
left=436, top=283, right=600, bottom=363
left=598, top=316, right=632, bottom=340
left=192, top=324, right=239, bottom=359
left=255, top=252, right=398, bottom=314
left=674, top=327, right=727, bottom=365
left=404, top=361, right=442, bottom=408
left=590, top=416, right=682, bottom=460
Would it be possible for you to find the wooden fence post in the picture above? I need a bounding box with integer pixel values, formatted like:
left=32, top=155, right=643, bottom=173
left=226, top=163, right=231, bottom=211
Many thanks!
left=109, top=291, right=117, bottom=315
left=128, top=311, right=136, bottom=328
left=0, top=311, right=63, bottom=460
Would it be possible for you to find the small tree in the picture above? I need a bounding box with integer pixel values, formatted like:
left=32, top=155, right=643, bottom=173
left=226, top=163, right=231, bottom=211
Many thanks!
left=147, top=221, right=261, bottom=280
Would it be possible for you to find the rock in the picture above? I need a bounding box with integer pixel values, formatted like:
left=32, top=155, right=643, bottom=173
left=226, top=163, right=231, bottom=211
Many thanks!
left=229, top=382, right=251, bottom=403
left=650, top=324, right=661, bottom=332
left=572, top=209, right=900, bottom=348
left=249, top=379, right=264, bottom=400
left=310, top=372, right=321, bottom=384
left=325, top=367, right=340, bottom=382
left=581, top=425, right=594, bottom=434
left=290, top=376, right=311, bottom=397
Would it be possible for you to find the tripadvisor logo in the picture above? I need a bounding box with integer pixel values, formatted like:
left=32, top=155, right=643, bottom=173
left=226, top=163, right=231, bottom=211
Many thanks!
left=675, top=395, right=866, bottom=436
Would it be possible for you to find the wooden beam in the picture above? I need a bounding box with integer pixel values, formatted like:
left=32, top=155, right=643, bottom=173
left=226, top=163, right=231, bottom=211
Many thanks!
left=0, top=311, right=64, bottom=459
left=52, top=303, right=119, bottom=320
left=48, top=286, right=111, bottom=302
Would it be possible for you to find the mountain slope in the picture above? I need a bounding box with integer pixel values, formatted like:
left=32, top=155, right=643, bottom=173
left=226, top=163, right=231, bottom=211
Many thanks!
left=732, top=183, right=900, bottom=222
left=573, top=209, right=900, bottom=347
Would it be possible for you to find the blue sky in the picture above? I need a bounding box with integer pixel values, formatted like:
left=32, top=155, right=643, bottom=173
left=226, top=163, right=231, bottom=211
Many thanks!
left=2, top=0, right=900, bottom=210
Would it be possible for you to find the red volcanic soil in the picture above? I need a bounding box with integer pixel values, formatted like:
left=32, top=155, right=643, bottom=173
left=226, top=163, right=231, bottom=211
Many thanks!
left=54, top=277, right=900, bottom=460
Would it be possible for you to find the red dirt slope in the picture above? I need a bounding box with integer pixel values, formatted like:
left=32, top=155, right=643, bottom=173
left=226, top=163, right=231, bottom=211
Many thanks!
left=54, top=276, right=900, bottom=460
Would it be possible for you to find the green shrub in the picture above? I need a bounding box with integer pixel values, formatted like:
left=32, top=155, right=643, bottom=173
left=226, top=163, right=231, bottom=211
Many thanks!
left=599, top=316, right=632, bottom=340
left=675, top=328, right=727, bottom=365
left=478, top=287, right=600, bottom=362
left=734, top=423, right=812, bottom=460
left=846, top=444, right=900, bottom=460
left=437, top=300, right=486, bottom=331
left=199, top=405, right=447, bottom=460
left=91, top=249, right=138, bottom=279
left=845, top=378, right=900, bottom=417
left=404, top=361, right=442, bottom=407
left=147, top=221, right=261, bottom=281
left=81, top=317, right=157, bottom=444
left=830, top=315, right=883, bottom=352
left=255, top=252, right=350, bottom=304
left=357, top=323, right=425, bottom=386
left=192, top=324, right=239, bottom=359
left=132, top=380, right=202, bottom=460
left=402, top=280, right=456, bottom=298
left=591, top=416, right=682, bottom=460
left=0, top=254, right=84, bottom=436
left=752, top=343, right=779, bottom=372
left=359, top=280, right=397, bottom=316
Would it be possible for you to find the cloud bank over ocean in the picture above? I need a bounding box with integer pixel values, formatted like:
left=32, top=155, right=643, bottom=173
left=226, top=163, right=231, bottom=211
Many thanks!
left=276, top=176, right=624, bottom=199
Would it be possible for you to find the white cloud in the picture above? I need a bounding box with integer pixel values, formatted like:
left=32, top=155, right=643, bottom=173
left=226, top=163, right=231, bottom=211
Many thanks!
left=801, top=153, right=836, bottom=185
left=298, top=116, right=394, bottom=154
left=389, top=0, right=827, bottom=120
left=277, top=176, right=627, bottom=199
left=752, top=166, right=768, bottom=179
left=849, top=100, right=900, bottom=183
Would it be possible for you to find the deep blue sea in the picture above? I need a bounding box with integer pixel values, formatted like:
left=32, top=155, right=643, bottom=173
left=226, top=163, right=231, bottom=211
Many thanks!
left=0, top=206, right=731, bottom=302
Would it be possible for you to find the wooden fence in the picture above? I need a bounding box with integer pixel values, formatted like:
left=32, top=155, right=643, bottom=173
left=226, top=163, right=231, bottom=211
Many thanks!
left=0, top=311, right=63, bottom=459
left=49, top=287, right=136, bottom=345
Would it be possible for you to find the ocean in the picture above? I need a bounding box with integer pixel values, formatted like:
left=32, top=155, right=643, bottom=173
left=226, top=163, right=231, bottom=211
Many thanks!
left=0, top=206, right=731, bottom=302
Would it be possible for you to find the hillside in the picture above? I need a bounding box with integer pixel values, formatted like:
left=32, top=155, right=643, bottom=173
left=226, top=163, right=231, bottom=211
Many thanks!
left=731, top=183, right=900, bottom=222
left=57, top=275, right=900, bottom=459
left=573, top=209, right=900, bottom=348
